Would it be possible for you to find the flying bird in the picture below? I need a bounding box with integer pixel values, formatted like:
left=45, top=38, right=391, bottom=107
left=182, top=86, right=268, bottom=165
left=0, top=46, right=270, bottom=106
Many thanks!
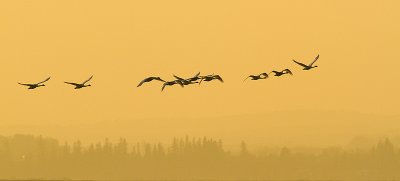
left=18, top=77, right=51, bottom=89
left=173, top=72, right=201, bottom=85
left=199, top=74, right=224, bottom=84
left=173, top=76, right=199, bottom=85
left=292, top=54, right=320, bottom=70
left=161, top=80, right=184, bottom=92
left=187, top=72, right=201, bottom=82
left=137, top=77, right=165, bottom=87
left=64, top=75, right=93, bottom=89
left=270, top=69, right=293, bottom=76
left=244, top=73, right=268, bottom=82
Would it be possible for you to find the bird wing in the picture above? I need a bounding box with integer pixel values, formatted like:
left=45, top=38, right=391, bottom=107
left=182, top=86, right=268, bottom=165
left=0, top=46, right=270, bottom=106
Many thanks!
left=137, top=79, right=148, bottom=87
left=37, top=77, right=51, bottom=84
left=173, top=75, right=185, bottom=80
left=284, top=69, right=293, bottom=75
left=214, top=75, right=224, bottom=83
left=260, top=73, right=268, bottom=78
left=308, top=54, right=320, bottom=66
left=18, top=83, right=32, bottom=86
left=82, top=75, right=93, bottom=84
left=155, top=77, right=166, bottom=82
left=161, top=83, right=167, bottom=91
left=194, top=72, right=201, bottom=77
left=64, top=82, right=80, bottom=86
left=292, top=60, right=308, bottom=68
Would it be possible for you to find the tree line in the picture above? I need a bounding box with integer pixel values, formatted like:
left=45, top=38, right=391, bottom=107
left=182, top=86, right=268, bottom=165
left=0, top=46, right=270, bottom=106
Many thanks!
left=0, top=134, right=399, bottom=180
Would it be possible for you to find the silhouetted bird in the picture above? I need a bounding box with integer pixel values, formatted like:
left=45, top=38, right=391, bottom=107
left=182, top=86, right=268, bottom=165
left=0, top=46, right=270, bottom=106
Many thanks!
left=173, top=77, right=199, bottom=85
left=64, top=75, right=93, bottom=89
left=161, top=80, right=184, bottom=91
left=199, top=74, right=224, bottom=84
left=173, top=72, right=201, bottom=85
left=292, top=54, right=320, bottom=70
left=270, top=69, right=293, bottom=76
left=18, top=77, right=51, bottom=89
left=187, top=72, right=201, bottom=81
left=244, top=73, right=268, bottom=82
left=137, top=77, right=165, bottom=87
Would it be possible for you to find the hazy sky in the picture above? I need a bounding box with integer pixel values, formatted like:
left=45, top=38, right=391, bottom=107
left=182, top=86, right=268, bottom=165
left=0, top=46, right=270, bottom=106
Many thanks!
left=1, top=0, right=399, bottom=146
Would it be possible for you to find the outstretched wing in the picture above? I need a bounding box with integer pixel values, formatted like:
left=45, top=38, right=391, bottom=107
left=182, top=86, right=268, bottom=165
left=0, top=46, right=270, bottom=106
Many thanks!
left=292, top=60, right=308, bottom=68
left=284, top=69, right=293, bottom=75
left=161, top=83, right=167, bottom=91
left=214, top=75, right=224, bottom=83
left=64, top=82, right=80, bottom=86
left=155, top=77, right=166, bottom=82
left=37, top=77, right=51, bottom=84
left=137, top=80, right=146, bottom=87
left=260, top=73, right=268, bottom=78
left=173, top=75, right=185, bottom=80
left=18, top=83, right=32, bottom=86
left=137, top=77, right=151, bottom=87
left=194, top=72, right=201, bottom=77
left=82, top=75, right=93, bottom=84
left=308, top=54, right=320, bottom=66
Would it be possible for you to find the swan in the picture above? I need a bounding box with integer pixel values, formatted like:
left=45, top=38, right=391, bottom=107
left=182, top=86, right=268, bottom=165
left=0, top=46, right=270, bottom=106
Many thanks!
left=244, top=73, right=268, bottom=81
left=18, top=77, right=51, bottom=89
left=199, top=74, right=223, bottom=84
left=64, top=75, right=93, bottom=89
left=173, top=72, right=200, bottom=85
left=270, top=69, right=293, bottom=76
left=137, top=77, right=165, bottom=87
left=161, top=80, right=184, bottom=92
left=292, top=54, right=320, bottom=70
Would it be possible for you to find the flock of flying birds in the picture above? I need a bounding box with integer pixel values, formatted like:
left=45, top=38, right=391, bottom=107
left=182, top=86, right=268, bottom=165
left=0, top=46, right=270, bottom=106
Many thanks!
left=18, top=54, right=320, bottom=91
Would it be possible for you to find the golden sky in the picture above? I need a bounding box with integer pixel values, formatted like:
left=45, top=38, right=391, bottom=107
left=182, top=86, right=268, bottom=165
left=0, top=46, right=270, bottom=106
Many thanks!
left=1, top=0, right=399, bottom=146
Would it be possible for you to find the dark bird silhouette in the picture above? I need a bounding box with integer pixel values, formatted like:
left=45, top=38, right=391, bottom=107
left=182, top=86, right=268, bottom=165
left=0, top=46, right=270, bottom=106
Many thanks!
left=18, top=77, right=51, bottom=89
left=293, top=54, right=320, bottom=70
left=187, top=72, right=201, bottom=81
left=244, top=73, right=268, bottom=82
left=137, top=77, right=165, bottom=87
left=270, top=69, right=293, bottom=76
left=161, top=80, right=184, bottom=91
left=199, top=74, right=224, bottom=84
left=173, top=76, right=199, bottom=85
left=64, top=75, right=93, bottom=89
left=173, top=72, right=201, bottom=85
